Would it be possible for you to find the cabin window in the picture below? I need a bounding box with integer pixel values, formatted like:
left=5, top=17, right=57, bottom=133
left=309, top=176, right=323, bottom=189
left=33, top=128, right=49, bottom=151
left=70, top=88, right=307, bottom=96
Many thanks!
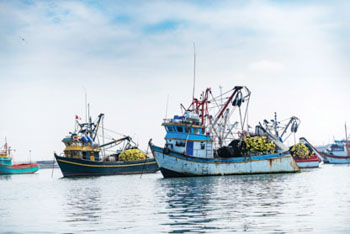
left=201, top=143, right=205, bottom=150
left=176, top=127, right=183, bottom=132
left=331, top=145, right=344, bottom=151
left=167, top=126, right=174, bottom=132
left=175, top=141, right=186, bottom=147
left=193, top=128, right=200, bottom=134
left=185, top=127, right=191, bottom=133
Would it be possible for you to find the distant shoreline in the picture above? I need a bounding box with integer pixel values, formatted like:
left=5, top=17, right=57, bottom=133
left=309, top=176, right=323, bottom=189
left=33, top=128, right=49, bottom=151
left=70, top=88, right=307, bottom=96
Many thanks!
left=37, top=160, right=59, bottom=169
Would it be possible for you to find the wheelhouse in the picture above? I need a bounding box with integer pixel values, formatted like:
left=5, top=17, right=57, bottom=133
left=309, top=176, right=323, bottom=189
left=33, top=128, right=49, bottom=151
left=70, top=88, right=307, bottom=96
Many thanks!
left=162, top=112, right=213, bottom=158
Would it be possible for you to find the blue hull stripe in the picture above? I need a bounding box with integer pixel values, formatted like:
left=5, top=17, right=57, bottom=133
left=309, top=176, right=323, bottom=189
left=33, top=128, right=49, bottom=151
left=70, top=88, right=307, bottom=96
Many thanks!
left=151, top=145, right=290, bottom=164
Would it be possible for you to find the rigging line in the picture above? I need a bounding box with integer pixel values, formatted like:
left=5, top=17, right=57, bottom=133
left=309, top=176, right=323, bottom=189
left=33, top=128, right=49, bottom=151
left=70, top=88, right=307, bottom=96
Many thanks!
left=239, top=106, right=244, bottom=134
left=208, top=89, right=233, bottom=102
left=242, top=96, right=250, bottom=131
left=284, top=132, right=293, bottom=142
left=100, top=127, right=126, bottom=137
left=209, top=91, right=222, bottom=111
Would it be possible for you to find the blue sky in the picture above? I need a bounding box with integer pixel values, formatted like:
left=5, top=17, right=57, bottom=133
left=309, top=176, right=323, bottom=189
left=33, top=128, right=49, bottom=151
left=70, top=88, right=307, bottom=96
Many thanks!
left=0, top=0, right=349, bottom=160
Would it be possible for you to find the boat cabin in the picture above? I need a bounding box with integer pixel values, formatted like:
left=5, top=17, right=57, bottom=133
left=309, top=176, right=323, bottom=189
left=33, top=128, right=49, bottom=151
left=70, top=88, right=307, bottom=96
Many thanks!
left=0, top=151, right=12, bottom=165
left=62, top=134, right=100, bottom=161
left=163, top=112, right=213, bottom=158
left=328, top=140, right=350, bottom=156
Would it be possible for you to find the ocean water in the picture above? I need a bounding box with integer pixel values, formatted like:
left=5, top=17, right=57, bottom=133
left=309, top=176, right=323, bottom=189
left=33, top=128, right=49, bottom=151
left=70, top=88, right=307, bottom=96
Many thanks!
left=1, top=164, right=350, bottom=233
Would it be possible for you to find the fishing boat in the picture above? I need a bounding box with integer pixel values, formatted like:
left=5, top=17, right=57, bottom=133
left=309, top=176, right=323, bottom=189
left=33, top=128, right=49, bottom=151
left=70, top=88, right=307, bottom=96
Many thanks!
left=55, top=113, right=158, bottom=177
left=0, top=141, right=39, bottom=175
left=318, top=140, right=350, bottom=164
left=149, top=86, right=299, bottom=178
left=261, top=113, right=321, bottom=168
left=312, top=124, right=350, bottom=164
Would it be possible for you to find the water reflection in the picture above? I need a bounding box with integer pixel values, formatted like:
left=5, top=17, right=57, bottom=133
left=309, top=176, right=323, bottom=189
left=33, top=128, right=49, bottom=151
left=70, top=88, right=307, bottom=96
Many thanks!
left=156, top=174, right=303, bottom=233
left=62, top=178, right=102, bottom=230
left=158, top=177, right=220, bottom=233
left=0, top=175, right=11, bottom=180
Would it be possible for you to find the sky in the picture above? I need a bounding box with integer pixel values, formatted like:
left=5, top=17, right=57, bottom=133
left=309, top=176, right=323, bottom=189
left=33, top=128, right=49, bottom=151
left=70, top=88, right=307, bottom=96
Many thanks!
left=0, top=0, right=349, bottom=161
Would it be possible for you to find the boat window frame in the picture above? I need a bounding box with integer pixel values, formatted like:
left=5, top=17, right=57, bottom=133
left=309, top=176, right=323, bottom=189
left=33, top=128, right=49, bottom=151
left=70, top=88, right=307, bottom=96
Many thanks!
left=176, top=126, right=183, bottom=133
left=175, top=141, right=186, bottom=147
left=166, top=126, right=174, bottom=132
left=193, top=128, right=200, bottom=134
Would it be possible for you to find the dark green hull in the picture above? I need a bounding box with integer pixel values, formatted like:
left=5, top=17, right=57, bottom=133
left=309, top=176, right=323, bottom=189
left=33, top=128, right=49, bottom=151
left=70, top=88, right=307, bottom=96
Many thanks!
left=54, top=154, right=159, bottom=177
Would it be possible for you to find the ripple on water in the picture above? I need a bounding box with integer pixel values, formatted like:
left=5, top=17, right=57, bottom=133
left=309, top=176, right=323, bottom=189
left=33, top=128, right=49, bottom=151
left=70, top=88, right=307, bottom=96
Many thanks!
left=1, top=165, right=350, bottom=233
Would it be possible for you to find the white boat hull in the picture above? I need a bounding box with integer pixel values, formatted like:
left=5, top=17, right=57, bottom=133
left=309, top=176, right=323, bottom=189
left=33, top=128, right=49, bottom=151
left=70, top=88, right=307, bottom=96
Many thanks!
left=151, top=145, right=299, bottom=177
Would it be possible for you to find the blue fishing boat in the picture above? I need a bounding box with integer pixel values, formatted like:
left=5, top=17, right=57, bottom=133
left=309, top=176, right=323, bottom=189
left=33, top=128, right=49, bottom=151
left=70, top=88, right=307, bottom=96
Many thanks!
left=311, top=124, right=350, bottom=164
left=55, top=113, right=158, bottom=177
left=319, top=140, right=350, bottom=164
left=0, top=142, right=39, bottom=175
left=150, top=86, right=299, bottom=178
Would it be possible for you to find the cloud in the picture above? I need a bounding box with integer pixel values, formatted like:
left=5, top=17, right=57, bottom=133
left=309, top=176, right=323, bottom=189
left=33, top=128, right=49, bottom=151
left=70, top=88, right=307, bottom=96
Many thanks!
left=249, top=60, right=284, bottom=72
left=0, top=0, right=349, bottom=160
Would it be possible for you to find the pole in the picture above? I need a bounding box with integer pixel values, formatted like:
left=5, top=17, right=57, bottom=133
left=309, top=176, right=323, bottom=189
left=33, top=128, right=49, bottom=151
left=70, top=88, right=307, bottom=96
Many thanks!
left=165, top=94, right=169, bottom=119
left=345, top=122, right=348, bottom=142
left=83, top=86, right=88, bottom=123
left=345, top=122, right=349, bottom=156
left=192, top=42, right=196, bottom=100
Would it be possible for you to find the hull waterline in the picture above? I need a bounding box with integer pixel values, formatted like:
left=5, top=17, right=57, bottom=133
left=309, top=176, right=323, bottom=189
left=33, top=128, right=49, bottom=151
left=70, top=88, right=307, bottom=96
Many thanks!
left=294, top=155, right=320, bottom=168
left=151, top=145, right=299, bottom=178
left=55, top=154, right=159, bottom=177
left=321, top=153, right=350, bottom=164
left=0, top=163, right=39, bottom=175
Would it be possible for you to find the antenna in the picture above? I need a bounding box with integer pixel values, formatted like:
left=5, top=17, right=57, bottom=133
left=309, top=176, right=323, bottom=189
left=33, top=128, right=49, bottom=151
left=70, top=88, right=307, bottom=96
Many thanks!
left=345, top=122, right=348, bottom=142
left=165, top=94, right=170, bottom=119
left=192, top=42, right=196, bottom=100
left=83, top=86, right=88, bottom=122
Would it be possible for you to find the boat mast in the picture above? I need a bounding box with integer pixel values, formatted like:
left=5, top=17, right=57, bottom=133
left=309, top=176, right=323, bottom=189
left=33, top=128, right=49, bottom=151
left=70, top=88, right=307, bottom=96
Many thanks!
left=83, top=86, right=88, bottom=123
left=274, top=112, right=279, bottom=138
left=345, top=122, right=348, bottom=142
left=88, top=103, right=92, bottom=138
left=345, top=122, right=349, bottom=156
left=192, top=42, right=196, bottom=101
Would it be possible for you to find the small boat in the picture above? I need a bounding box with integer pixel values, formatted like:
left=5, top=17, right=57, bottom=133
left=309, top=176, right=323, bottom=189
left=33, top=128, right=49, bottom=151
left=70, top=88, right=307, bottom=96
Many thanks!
left=149, top=86, right=299, bottom=178
left=315, top=124, right=350, bottom=164
left=55, top=113, right=159, bottom=177
left=0, top=142, right=39, bottom=175
left=260, top=113, right=321, bottom=168
left=319, top=140, right=350, bottom=164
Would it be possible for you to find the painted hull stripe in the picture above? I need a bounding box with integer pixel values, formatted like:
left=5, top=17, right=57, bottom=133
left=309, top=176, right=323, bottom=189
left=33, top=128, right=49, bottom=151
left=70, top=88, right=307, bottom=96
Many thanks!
left=152, top=149, right=291, bottom=165
left=322, top=153, right=350, bottom=159
left=56, top=158, right=157, bottom=168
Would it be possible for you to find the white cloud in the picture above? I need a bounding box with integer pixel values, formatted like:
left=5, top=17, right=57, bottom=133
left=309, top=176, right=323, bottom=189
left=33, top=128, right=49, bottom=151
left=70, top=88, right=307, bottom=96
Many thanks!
left=0, top=0, right=349, bottom=160
left=249, top=60, right=284, bottom=72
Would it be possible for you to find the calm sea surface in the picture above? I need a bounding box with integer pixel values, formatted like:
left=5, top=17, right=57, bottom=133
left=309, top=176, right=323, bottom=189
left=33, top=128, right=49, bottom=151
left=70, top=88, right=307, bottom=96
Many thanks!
left=1, top=164, right=350, bottom=233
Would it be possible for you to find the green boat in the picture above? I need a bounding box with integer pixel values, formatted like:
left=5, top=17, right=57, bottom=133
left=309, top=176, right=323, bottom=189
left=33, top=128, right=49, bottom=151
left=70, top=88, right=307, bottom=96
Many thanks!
left=0, top=141, right=39, bottom=175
